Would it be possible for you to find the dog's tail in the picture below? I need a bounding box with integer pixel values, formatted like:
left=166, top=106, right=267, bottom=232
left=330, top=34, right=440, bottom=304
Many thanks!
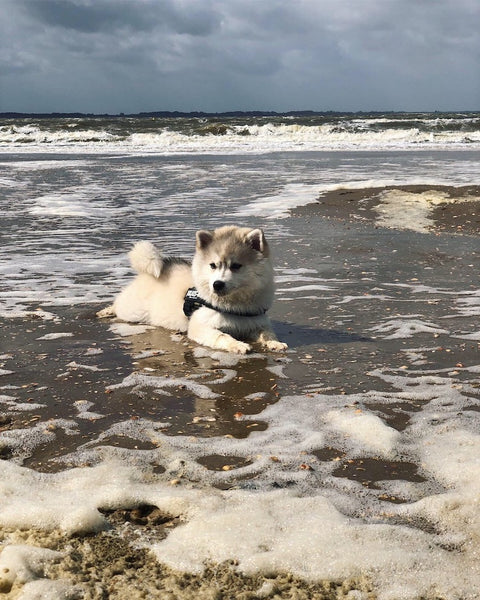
left=128, top=241, right=164, bottom=278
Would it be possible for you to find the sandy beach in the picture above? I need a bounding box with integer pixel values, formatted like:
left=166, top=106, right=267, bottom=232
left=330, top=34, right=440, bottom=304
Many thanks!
left=2, top=0, right=480, bottom=589
left=2, top=179, right=480, bottom=598
left=294, top=184, right=480, bottom=235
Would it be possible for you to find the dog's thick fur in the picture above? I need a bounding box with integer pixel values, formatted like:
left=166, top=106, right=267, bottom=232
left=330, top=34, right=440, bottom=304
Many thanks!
left=97, top=226, right=287, bottom=354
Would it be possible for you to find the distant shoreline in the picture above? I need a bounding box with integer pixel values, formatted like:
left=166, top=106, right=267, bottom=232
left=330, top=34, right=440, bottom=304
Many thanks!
left=1, top=110, right=478, bottom=119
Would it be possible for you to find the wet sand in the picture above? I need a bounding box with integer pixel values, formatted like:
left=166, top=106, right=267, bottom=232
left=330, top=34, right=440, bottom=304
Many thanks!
left=1, top=184, right=480, bottom=598
left=293, top=184, right=480, bottom=234
left=0, top=523, right=372, bottom=598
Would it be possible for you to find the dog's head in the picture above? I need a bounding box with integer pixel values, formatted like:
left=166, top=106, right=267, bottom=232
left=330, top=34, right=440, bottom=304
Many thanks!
left=192, top=226, right=274, bottom=307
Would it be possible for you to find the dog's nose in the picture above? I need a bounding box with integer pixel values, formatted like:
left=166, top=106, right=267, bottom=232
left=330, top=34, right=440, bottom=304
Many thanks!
left=213, top=280, right=225, bottom=292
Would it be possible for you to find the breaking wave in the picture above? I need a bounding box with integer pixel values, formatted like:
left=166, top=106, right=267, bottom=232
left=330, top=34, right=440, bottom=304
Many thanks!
left=1, top=113, right=479, bottom=154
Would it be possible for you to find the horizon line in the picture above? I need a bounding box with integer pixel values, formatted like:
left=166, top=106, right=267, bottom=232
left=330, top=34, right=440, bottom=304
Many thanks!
left=1, top=109, right=478, bottom=119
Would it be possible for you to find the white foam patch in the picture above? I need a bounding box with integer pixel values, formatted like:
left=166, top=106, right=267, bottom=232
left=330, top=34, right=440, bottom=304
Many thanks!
left=401, top=346, right=439, bottom=365
left=152, top=489, right=469, bottom=600
left=419, top=429, right=480, bottom=489
left=0, top=460, right=196, bottom=534
left=2, top=361, right=480, bottom=597
left=66, top=361, right=106, bottom=372
left=374, top=189, right=475, bottom=233
left=0, top=421, right=78, bottom=463
left=324, top=409, right=400, bottom=457
left=36, top=332, right=74, bottom=341
left=72, top=387, right=402, bottom=490
left=0, top=544, right=67, bottom=595
left=0, top=309, right=61, bottom=322
left=108, top=372, right=220, bottom=399
left=277, top=284, right=334, bottom=292
left=76, top=420, right=171, bottom=453
left=72, top=394, right=332, bottom=488
left=454, top=331, right=480, bottom=340
left=337, top=293, right=393, bottom=305
left=0, top=459, right=477, bottom=600
left=109, top=323, right=154, bottom=337
left=73, top=400, right=104, bottom=421
left=84, top=347, right=104, bottom=356
left=454, top=290, right=480, bottom=317
left=370, top=316, right=449, bottom=339
left=236, top=184, right=322, bottom=219
left=28, top=194, right=92, bottom=218
left=275, top=275, right=321, bottom=286
left=276, top=268, right=319, bottom=279
left=132, top=349, right=166, bottom=359
left=385, top=282, right=456, bottom=296
left=15, top=578, right=80, bottom=600
left=0, top=394, right=45, bottom=412
left=202, top=368, right=237, bottom=385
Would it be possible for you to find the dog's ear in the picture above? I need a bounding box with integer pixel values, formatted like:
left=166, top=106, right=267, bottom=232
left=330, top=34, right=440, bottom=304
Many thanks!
left=196, top=230, right=214, bottom=250
left=246, top=228, right=268, bottom=255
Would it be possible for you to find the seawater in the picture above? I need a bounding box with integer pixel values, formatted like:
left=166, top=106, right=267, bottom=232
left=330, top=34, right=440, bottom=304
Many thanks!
left=1, top=140, right=480, bottom=598
left=1, top=112, right=480, bottom=153
left=1, top=149, right=479, bottom=314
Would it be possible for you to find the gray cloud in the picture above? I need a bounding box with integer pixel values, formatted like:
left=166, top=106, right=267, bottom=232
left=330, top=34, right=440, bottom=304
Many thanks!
left=20, top=0, right=221, bottom=35
left=1, top=0, right=479, bottom=113
left=21, top=0, right=149, bottom=33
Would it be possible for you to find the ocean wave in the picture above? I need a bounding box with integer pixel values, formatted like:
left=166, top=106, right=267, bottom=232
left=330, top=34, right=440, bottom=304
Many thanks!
left=1, top=114, right=480, bottom=153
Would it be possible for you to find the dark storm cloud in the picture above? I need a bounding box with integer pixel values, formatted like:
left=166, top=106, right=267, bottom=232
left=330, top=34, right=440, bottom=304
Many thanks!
left=20, top=0, right=221, bottom=35
left=21, top=0, right=157, bottom=33
left=1, top=0, right=479, bottom=113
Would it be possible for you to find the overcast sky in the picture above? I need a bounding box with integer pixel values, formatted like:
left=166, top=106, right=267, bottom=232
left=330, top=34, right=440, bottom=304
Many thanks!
left=1, top=0, right=479, bottom=114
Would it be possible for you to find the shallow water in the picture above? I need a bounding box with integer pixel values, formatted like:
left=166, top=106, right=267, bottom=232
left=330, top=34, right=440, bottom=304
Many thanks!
left=1, top=149, right=480, bottom=598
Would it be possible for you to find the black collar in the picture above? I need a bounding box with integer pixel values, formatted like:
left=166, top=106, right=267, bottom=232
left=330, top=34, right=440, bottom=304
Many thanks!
left=183, top=287, right=267, bottom=318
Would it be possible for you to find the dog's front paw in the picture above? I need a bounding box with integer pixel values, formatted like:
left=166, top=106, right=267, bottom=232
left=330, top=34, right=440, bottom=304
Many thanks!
left=228, top=340, right=252, bottom=354
left=264, top=340, right=288, bottom=352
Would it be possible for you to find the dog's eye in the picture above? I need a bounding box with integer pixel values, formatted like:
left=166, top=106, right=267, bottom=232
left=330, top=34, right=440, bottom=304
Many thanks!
left=209, top=263, right=216, bottom=270
left=230, top=263, right=242, bottom=271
